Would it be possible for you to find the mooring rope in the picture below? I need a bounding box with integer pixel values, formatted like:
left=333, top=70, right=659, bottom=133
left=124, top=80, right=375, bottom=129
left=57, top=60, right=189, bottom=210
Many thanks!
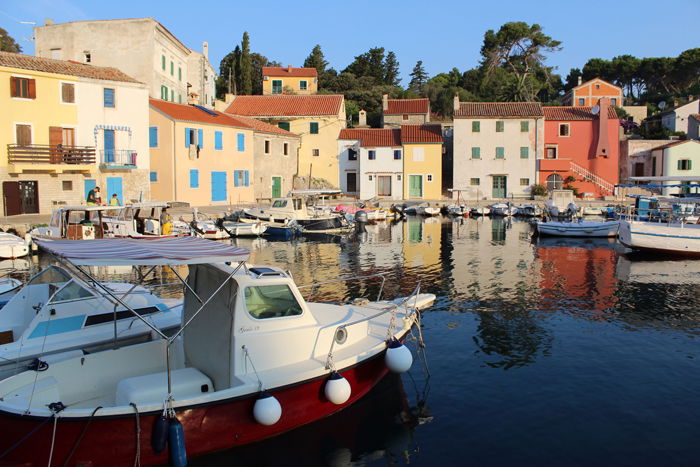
left=61, top=406, right=102, bottom=467
left=130, top=402, right=142, bottom=467
left=47, top=413, right=59, bottom=467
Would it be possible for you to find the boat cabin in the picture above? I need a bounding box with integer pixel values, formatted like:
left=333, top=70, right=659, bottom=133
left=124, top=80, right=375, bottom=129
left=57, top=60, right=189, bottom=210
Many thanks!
left=36, top=205, right=118, bottom=240
left=105, top=202, right=171, bottom=237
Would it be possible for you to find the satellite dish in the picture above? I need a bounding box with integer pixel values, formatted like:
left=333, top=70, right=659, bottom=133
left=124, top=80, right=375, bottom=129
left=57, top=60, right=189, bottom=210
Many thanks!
left=591, top=105, right=600, bottom=115
left=659, top=101, right=667, bottom=109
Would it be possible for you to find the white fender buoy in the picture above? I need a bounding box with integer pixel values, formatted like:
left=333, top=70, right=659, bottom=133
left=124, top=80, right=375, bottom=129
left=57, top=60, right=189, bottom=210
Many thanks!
left=385, top=338, right=413, bottom=373
left=253, top=391, right=282, bottom=425
left=324, top=371, right=351, bottom=405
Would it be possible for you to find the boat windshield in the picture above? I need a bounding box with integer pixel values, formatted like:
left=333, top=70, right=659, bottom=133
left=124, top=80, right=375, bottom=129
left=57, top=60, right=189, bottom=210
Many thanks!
left=26, top=266, right=71, bottom=287
left=49, top=211, right=61, bottom=227
left=272, top=200, right=287, bottom=208
left=49, top=279, right=95, bottom=303
left=244, top=285, right=302, bottom=319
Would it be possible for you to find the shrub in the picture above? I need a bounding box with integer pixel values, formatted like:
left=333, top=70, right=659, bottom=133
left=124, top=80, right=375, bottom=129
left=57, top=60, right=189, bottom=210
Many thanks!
left=531, top=184, right=548, bottom=196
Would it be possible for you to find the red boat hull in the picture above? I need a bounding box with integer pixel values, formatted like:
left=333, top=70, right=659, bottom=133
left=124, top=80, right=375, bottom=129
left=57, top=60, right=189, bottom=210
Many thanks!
left=0, top=355, right=389, bottom=466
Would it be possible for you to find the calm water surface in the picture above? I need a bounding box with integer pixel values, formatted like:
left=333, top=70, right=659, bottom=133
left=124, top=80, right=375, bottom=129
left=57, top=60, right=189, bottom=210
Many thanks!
left=17, top=217, right=700, bottom=466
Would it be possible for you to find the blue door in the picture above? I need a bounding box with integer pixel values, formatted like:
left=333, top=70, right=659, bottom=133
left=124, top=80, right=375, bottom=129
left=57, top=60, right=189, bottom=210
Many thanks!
left=106, top=177, right=123, bottom=205
left=84, top=179, right=96, bottom=202
left=104, top=130, right=115, bottom=163
left=211, top=171, right=227, bottom=202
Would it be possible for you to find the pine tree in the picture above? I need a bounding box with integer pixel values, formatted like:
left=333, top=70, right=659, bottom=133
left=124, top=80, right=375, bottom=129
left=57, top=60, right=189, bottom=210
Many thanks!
left=409, top=60, right=428, bottom=93
left=303, top=45, right=328, bottom=75
left=0, top=27, right=21, bottom=53
left=384, top=51, right=400, bottom=86
left=240, top=32, right=253, bottom=95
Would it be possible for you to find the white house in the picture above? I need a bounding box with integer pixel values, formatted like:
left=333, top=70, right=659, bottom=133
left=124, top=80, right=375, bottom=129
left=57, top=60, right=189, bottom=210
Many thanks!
left=77, top=77, right=150, bottom=204
left=338, top=128, right=403, bottom=200
left=650, top=140, right=700, bottom=196
left=659, top=99, right=700, bottom=134
left=452, top=98, right=544, bottom=200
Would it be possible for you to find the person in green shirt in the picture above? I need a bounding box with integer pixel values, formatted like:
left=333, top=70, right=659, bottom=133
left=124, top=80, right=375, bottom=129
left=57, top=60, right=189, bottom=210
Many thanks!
left=86, top=186, right=101, bottom=205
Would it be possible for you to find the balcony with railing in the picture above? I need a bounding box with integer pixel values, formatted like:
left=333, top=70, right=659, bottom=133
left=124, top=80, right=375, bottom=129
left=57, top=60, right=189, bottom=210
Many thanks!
left=7, top=144, right=96, bottom=173
left=100, top=149, right=138, bottom=169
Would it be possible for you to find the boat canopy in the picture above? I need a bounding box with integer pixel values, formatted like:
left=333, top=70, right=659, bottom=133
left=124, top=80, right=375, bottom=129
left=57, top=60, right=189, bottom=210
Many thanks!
left=289, top=189, right=342, bottom=196
left=34, top=237, right=250, bottom=266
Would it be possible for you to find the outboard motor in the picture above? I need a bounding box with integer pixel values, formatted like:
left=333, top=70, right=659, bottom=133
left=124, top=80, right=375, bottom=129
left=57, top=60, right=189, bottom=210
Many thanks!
left=355, top=210, right=368, bottom=234
left=391, top=204, right=406, bottom=220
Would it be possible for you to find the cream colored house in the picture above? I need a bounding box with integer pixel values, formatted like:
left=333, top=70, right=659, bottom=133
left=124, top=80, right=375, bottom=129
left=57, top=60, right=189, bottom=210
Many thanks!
left=34, top=18, right=215, bottom=108
left=649, top=140, right=700, bottom=196
left=225, top=94, right=346, bottom=187
left=262, top=66, right=318, bottom=95
left=149, top=99, right=255, bottom=205
left=452, top=99, right=544, bottom=200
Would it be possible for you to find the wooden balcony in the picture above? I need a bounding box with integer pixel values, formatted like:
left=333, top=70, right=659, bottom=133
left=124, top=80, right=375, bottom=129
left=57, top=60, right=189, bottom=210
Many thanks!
left=7, top=144, right=96, bottom=173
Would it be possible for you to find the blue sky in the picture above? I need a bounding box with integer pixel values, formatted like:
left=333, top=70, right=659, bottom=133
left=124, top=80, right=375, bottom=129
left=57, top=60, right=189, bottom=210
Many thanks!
left=2, top=0, right=699, bottom=84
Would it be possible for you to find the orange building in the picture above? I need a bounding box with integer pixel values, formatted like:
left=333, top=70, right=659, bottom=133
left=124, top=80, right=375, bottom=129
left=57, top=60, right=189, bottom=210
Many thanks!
left=563, top=78, right=623, bottom=107
left=539, top=98, right=620, bottom=198
left=262, top=66, right=318, bottom=95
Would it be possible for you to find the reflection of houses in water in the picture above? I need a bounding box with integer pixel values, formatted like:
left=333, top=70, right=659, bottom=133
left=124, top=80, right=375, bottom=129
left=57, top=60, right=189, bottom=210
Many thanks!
left=536, top=237, right=618, bottom=317
left=403, top=217, right=441, bottom=267
left=616, top=256, right=700, bottom=284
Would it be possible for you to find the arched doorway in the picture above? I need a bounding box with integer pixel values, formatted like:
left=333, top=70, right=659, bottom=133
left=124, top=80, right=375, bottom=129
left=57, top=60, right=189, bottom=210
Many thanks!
left=546, top=174, right=563, bottom=190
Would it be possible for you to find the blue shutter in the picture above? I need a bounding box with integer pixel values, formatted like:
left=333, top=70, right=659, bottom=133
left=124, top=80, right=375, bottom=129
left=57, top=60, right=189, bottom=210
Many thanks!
left=149, top=127, right=158, bottom=148
left=237, top=133, right=245, bottom=151
left=190, top=169, right=199, bottom=188
left=244, top=170, right=249, bottom=187
left=215, top=131, right=223, bottom=150
left=234, top=170, right=240, bottom=187
left=198, top=129, right=204, bottom=148
left=149, top=171, right=157, bottom=182
left=185, top=128, right=191, bottom=147
left=103, top=88, right=115, bottom=108
left=211, top=171, right=227, bottom=201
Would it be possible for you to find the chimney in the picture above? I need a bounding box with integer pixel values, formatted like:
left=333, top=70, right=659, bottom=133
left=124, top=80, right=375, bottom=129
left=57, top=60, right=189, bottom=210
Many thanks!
left=202, top=42, right=209, bottom=60
left=453, top=93, right=460, bottom=113
left=595, top=97, right=610, bottom=158
left=382, top=94, right=389, bottom=112
left=689, top=95, right=695, bottom=102
left=358, top=110, right=367, bottom=127
left=673, top=100, right=679, bottom=108
left=224, top=93, right=235, bottom=104
left=287, top=65, right=292, bottom=73
left=577, top=76, right=582, bottom=86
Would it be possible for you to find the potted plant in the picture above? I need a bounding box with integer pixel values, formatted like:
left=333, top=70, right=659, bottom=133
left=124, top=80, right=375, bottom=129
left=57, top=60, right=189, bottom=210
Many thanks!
left=531, top=184, right=548, bottom=200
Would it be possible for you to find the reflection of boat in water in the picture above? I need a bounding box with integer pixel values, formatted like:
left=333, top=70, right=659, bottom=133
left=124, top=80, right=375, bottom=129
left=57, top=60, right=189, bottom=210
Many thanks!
left=616, top=255, right=700, bottom=284
left=535, top=236, right=621, bottom=251
left=0, top=237, right=435, bottom=466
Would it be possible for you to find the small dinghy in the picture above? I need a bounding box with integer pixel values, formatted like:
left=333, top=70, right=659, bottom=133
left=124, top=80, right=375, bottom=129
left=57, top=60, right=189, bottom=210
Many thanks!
left=536, top=219, right=621, bottom=237
left=470, top=206, right=490, bottom=217
left=0, top=237, right=435, bottom=466
left=0, top=232, right=29, bottom=259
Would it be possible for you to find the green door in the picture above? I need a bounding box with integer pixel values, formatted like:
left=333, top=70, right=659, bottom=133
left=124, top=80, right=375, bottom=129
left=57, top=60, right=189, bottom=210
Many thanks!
left=492, top=176, right=506, bottom=198
left=271, top=177, right=282, bottom=198
left=409, top=175, right=423, bottom=198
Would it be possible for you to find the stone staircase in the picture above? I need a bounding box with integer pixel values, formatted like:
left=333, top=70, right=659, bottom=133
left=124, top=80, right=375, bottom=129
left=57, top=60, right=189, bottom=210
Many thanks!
left=569, top=162, right=615, bottom=195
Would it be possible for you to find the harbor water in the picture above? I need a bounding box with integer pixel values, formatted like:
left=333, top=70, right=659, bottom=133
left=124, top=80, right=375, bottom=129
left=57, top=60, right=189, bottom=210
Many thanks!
left=17, top=216, right=700, bottom=466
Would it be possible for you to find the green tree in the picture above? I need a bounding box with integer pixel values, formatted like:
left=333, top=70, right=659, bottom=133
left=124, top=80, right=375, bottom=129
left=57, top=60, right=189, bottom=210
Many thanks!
left=582, top=58, right=613, bottom=82
left=303, top=44, right=328, bottom=74
left=344, top=47, right=386, bottom=85
left=240, top=32, right=253, bottom=95
left=251, top=53, right=280, bottom=95
left=0, top=27, right=21, bottom=53
left=384, top=51, right=400, bottom=86
left=216, top=45, right=241, bottom=97
left=409, top=60, right=428, bottom=93
left=564, top=68, right=582, bottom=92
left=480, top=22, right=562, bottom=101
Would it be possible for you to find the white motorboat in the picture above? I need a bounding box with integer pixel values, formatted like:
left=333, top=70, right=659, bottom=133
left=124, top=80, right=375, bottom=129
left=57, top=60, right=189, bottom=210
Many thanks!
left=581, top=206, right=605, bottom=216
left=0, top=232, right=29, bottom=259
left=0, top=237, right=435, bottom=465
left=536, top=220, right=620, bottom=237
left=103, top=202, right=179, bottom=238
left=28, top=205, right=117, bottom=242
left=470, top=206, right=490, bottom=217
left=489, top=203, right=517, bottom=217
left=445, top=204, right=469, bottom=217
left=515, top=204, right=542, bottom=217
left=618, top=219, right=700, bottom=256
left=405, top=205, right=440, bottom=216
left=219, top=219, right=268, bottom=237
left=0, top=263, right=182, bottom=380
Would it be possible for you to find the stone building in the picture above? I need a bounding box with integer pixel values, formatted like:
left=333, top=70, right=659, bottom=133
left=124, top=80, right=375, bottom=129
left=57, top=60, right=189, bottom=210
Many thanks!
left=381, top=95, right=430, bottom=128
left=34, top=18, right=215, bottom=108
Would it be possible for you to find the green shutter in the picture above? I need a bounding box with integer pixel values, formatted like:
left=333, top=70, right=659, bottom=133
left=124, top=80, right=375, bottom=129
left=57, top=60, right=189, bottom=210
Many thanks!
left=496, top=121, right=504, bottom=132
left=178, top=67, right=182, bottom=81
left=278, top=122, right=290, bottom=131
left=496, top=147, right=505, bottom=159
left=472, top=121, right=480, bottom=132
left=310, top=122, right=319, bottom=134
left=161, top=55, right=165, bottom=70
left=521, top=121, right=529, bottom=132
left=471, top=147, right=480, bottom=159
left=520, top=147, right=529, bottom=159
left=170, top=61, right=174, bottom=75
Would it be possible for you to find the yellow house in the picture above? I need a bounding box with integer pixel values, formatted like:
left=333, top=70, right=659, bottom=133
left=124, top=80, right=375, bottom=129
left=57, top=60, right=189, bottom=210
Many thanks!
left=0, top=51, right=145, bottom=215
left=149, top=99, right=255, bottom=205
left=262, top=66, right=318, bottom=95
left=401, top=124, right=443, bottom=199
left=225, top=94, right=346, bottom=187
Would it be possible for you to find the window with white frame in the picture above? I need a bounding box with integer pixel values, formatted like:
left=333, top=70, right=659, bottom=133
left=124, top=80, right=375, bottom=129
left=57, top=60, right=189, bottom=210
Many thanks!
left=299, top=80, right=307, bottom=90
left=470, top=178, right=480, bottom=186
left=559, top=124, right=570, bottom=137
left=520, top=178, right=529, bottom=186
left=427, top=174, right=433, bottom=182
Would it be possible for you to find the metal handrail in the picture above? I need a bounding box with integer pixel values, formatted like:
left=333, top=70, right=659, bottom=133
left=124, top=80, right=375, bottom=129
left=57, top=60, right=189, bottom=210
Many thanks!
left=297, top=272, right=386, bottom=301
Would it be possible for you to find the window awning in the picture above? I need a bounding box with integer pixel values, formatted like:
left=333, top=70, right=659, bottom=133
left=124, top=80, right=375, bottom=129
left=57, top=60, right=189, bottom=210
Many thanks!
left=35, top=237, right=250, bottom=266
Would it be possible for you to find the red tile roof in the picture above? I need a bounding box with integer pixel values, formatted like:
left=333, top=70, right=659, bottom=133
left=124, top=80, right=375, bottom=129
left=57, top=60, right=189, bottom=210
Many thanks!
left=227, top=114, right=299, bottom=137
left=544, top=106, right=618, bottom=121
left=338, top=128, right=401, bottom=147
left=385, top=98, right=430, bottom=115
left=262, top=66, right=318, bottom=77
left=653, top=139, right=700, bottom=150
left=150, top=99, right=251, bottom=129
left=225, top=95, right=344, bottom=117
left=0, top=51, right=141, bottom=84
left=400, top=124, right=443, bottom=143
left=455, top=102, right=544, bottom=118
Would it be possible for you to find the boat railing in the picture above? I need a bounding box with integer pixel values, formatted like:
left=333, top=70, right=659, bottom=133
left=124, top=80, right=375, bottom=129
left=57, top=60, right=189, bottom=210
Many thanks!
left=297, top=273, right=386, bottom=302
left=621, top=205, right=697, bottom=225
left=324, top=284, right=422, bottom=370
